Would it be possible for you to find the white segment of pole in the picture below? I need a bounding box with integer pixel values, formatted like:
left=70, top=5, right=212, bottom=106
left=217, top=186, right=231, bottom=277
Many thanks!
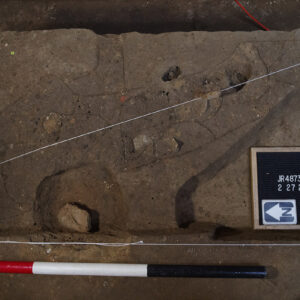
left=33, top=262, right=148, bottom=277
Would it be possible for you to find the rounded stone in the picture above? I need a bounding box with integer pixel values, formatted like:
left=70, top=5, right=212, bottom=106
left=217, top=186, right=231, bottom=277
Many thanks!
left=57, top=203, right=92, bottom=233
left=43, top=112, right=62, bottom=134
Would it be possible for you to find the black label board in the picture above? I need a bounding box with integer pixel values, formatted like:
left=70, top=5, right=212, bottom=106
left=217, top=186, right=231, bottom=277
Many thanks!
left=251, top=148, right=300, bottom=229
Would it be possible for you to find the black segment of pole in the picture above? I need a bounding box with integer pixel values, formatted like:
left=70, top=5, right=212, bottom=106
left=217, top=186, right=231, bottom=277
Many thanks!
left=147, top=265, right=267, bottom=278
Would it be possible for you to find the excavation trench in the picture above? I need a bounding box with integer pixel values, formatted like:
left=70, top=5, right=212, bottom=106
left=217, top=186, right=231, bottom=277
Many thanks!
left=1, top=0, right=300, bottom=34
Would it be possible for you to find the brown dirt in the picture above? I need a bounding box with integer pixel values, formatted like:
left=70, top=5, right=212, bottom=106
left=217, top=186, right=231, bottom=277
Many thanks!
left=0, top=5, right=300, bottom=299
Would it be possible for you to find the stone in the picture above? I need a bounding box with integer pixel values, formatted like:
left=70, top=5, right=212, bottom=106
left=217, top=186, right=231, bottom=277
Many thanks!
left=57, top=203, right=91, bottom=233
left=133, top=134, right=152, bottom=151
left=43, top=112, right=62, bottom=134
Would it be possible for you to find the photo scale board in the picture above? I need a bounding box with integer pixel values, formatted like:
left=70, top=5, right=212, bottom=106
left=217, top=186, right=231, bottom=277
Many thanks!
left=251, top=148, right=300, bottom=229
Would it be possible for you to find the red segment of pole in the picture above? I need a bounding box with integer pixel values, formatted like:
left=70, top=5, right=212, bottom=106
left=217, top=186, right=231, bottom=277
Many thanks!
left=0, top=261, right=33, bottom=274
left=234, top=0, right=270, bottom=31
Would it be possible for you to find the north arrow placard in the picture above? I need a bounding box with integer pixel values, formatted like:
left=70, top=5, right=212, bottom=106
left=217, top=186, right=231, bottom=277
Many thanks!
left=262, top=200, right=297, bottom=225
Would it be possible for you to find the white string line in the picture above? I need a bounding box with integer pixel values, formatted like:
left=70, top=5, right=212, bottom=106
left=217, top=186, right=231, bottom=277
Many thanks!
left=0, top=240, right=299, bottom=247
left=0, top=61, right=300, bottom=166
left=0, top=240, right=144, bottom=247
left=137, top=243, right=300, bottom=247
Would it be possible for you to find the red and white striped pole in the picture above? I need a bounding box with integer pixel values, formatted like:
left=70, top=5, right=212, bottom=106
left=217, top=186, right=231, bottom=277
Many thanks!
left=0, top=261, right=267, bottom=278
